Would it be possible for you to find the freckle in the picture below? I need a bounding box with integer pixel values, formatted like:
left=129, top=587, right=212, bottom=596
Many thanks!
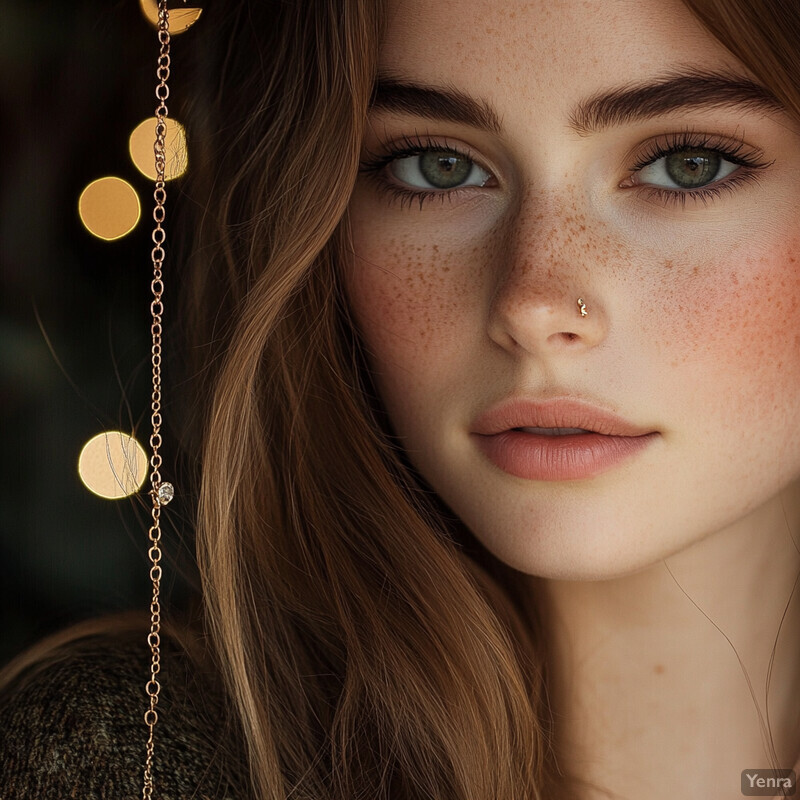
left=654, top=664, right=665, bottom=675
left=663, top=259, right=673, bottom=270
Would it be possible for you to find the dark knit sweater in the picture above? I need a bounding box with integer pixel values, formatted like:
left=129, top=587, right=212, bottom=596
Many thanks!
left=0, top=629, right=249, bottom=799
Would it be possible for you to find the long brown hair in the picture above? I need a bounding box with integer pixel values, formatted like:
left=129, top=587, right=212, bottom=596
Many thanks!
left=4, top=1, right=798, bottom=798
left=179, top=2, right=560, bottom=797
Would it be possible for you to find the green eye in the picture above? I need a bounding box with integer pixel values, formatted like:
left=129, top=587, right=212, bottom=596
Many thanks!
left=390, top=150, right=492, bottom=190
left=637, top=147, right=737, bottom=190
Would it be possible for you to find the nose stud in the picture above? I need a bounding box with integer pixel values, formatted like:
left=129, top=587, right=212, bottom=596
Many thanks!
left=577, top=298, right=588, bottom=317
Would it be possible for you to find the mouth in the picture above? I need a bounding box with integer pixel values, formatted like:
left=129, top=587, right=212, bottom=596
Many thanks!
left=471, top=397, right=659, bottom=480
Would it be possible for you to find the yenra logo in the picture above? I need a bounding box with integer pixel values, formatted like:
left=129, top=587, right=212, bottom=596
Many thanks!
left=745, top=774, right=793, bottom=789
left=740, top=769, right=797, bottom=797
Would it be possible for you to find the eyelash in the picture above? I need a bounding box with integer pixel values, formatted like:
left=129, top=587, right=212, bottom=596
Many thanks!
left=360, top=134, right=481, bottom=210
left=628, top=130, right=774, bottom=209
left=358, top=131, right=774, bottom=211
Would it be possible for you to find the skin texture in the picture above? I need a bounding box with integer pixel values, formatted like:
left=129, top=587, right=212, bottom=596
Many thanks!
left=343, top=0, right=800, bottom=796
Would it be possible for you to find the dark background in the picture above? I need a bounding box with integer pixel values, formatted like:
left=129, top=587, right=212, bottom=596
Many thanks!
left=0, top=0, right=201, bottom=664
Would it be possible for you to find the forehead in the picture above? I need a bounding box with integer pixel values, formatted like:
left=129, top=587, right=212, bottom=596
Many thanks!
left=379, top=0, right=749, bottom=114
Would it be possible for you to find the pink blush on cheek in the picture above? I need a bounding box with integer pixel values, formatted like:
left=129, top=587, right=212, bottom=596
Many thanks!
left=711, top=250, right=800, bottom=366
left=655, top=242, right=800, bottom=431
left=652, top=242, right=799, bottom=356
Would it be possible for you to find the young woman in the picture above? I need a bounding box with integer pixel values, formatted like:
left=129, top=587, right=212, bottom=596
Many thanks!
left=2, top=0, right=799, bottom=798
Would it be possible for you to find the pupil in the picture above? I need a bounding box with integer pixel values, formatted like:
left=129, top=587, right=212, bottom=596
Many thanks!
left=420, top=151, right=471, bottom=189
left=666, top=149, right=720, bottom=189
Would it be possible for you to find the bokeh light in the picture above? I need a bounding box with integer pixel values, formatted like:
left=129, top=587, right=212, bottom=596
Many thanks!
left=78, top=431, right=149, bottom=499
left=129, top=117, right=188, bottom=181
left=78, top=176, right=141, bottom=240
left=139, top=0, right=203, bottom=35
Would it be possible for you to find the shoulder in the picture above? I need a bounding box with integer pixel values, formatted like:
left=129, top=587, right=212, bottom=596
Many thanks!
left=0, top=619, right=249, bottom=799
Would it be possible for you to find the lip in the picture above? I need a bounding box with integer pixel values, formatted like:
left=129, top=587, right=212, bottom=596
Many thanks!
left=471, top=397, right=655, bottom=437
left=470, top=397, right=659, bottom=481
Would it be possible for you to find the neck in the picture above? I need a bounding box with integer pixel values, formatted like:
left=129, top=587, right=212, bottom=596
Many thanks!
left=524, top=485, right=800, bottom=800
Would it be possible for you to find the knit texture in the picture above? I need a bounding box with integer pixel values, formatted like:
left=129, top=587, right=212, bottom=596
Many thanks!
left=0, top=629, right=250, bottom=799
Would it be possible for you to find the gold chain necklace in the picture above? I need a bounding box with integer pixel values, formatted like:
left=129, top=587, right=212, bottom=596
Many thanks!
left=142, top=0, right=174, bottom=796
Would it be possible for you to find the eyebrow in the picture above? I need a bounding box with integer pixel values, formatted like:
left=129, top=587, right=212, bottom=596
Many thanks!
left=371, top=75, right=502, bottom=133
left=370, top=69, right=785, bottom=136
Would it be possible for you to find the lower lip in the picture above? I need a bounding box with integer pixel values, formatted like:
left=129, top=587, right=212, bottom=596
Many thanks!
left=472, top=429, right=659, bottom=481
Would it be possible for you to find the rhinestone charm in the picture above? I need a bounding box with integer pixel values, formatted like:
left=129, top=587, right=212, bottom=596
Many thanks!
left=156, top=482, right=174, bottom=506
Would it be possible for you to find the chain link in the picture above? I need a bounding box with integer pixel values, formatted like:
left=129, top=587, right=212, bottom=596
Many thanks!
left=143, top=1, right=171, bottom=797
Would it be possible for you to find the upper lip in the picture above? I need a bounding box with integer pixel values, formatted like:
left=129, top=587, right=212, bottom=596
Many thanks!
left=471, top=397, right=657, bottom=437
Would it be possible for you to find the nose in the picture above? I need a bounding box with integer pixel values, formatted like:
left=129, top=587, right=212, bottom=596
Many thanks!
left=486, top=211, right=609, bottom=356
left=487, top=284, right=607, bottom=354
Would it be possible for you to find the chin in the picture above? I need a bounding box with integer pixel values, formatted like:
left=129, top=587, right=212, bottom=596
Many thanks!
left=460, top=507, right=693, bottom=583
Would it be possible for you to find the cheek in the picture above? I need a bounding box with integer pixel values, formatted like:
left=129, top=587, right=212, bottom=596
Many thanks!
left=654, top=240, right=800, bottom=430
left=343, top=230, right=493, bottom=365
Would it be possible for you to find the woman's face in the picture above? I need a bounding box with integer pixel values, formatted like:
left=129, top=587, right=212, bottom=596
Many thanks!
left=343, top=0, right=800, bottom=579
